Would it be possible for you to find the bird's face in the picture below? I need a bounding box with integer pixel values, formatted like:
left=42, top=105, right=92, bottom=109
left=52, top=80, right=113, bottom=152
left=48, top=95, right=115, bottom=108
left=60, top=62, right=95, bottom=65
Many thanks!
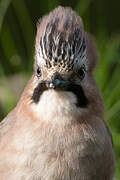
left=23, top=7, right=103, bottom=120
left=32, top=20, right=89, bottom=108
left=31, top=7, right=90, bottom=108
left=32, top=55, right=88, bottom=108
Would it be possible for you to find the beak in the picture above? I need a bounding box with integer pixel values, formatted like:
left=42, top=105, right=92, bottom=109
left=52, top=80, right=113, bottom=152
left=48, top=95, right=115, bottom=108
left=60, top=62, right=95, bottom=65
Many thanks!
left=46, top=78, right=70, bottom=89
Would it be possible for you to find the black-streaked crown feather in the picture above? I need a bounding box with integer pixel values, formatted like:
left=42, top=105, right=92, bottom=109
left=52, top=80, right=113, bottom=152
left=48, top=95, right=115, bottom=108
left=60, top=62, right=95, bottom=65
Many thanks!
left=35, top=6, right=87, bottom=72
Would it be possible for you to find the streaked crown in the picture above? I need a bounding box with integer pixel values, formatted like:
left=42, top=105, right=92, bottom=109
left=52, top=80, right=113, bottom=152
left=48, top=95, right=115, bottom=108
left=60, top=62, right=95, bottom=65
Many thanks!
left=35, top=6, right=87, bottom=73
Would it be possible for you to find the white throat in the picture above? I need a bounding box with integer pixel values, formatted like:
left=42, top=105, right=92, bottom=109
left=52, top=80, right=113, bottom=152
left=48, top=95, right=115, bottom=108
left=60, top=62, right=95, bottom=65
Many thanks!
left=31, top=90, right=80, bottom=123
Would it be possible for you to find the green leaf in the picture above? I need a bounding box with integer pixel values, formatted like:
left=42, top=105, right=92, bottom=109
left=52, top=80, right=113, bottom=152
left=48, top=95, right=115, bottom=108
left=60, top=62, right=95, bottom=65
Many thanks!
left=0, top=0, right=11, bottom=31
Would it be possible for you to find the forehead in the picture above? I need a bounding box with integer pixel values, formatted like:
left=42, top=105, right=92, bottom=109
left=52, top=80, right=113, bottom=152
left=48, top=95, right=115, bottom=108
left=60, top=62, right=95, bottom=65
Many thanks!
left=35, top=7, right=86, bottom=72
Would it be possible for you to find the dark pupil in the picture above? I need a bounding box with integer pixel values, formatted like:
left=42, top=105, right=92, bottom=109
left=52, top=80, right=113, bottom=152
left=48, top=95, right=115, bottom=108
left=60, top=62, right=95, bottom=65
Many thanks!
left=78, top=67, right=85, bottom=80
left=37, top=67, right=41, bottom=77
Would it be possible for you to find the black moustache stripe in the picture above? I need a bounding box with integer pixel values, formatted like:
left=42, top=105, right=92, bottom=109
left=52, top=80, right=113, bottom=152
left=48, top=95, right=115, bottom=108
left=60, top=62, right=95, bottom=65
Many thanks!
left=31, top=82, right=88, bottom=108
left=65, top=83, right=88, bottom=108
left=31, top=82, right=47, bottom=104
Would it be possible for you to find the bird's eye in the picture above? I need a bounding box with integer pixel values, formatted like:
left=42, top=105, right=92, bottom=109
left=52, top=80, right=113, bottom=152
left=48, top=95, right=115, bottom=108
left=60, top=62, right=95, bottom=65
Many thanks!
left=78, top=66, right=86, bottom=80
left=36, top=67, right=41, bottom=78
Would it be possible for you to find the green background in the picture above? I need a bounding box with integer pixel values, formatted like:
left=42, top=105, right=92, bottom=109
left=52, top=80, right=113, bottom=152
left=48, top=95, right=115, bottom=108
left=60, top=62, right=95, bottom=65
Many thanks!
left=0, top=0, right=120, bottom=178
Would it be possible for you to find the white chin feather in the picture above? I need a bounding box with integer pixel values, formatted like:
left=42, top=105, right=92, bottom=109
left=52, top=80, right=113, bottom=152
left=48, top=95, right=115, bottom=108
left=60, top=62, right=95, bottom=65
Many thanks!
left=31, top=90, right=80, bottom=124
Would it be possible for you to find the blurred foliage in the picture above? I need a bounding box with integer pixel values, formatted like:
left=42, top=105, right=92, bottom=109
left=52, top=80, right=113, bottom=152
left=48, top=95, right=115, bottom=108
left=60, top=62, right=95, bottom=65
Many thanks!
left=0, top=0, right=120, bottom=179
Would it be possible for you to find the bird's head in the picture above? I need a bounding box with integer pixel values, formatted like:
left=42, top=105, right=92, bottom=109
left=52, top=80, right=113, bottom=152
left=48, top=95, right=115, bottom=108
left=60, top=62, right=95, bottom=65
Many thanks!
left=35, top=7, right=87, bottom=82
left=25, top=6, right=103, bottom=115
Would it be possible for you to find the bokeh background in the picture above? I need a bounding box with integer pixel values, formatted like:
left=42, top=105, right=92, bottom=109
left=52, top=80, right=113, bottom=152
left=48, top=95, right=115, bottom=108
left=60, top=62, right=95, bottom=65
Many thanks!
left=0, top=0, right=120, bottom=178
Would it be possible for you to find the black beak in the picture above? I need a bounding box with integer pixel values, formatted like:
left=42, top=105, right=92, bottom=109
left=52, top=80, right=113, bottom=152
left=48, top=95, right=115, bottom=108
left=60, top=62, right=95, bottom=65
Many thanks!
left=46, top=78, right=70, bottom=89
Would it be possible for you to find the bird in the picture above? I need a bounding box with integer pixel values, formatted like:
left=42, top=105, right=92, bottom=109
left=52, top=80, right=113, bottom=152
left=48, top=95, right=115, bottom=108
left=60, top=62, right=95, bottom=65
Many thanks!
left=0, top=6, right=114, bottom=180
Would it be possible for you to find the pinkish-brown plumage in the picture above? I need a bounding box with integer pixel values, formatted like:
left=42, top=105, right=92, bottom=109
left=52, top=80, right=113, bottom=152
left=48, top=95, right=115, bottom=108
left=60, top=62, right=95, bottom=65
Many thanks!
left=0, top=6, right=114, bottom=180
